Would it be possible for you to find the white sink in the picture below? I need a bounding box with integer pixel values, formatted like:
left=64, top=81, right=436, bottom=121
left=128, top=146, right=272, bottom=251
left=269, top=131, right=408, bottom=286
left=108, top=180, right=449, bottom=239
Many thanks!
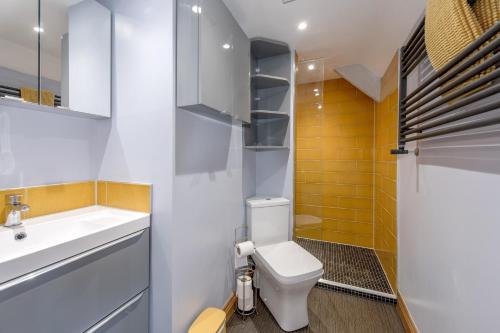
left=0, top=205, right=150, bottom=285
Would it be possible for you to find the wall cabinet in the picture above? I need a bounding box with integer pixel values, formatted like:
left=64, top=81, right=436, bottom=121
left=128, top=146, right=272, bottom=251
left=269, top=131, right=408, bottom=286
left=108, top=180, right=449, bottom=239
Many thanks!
left=0, top=229, right=150, bottom=333
left=0, top=0, right=111, bottom=119
left=177, top=0, right=250, bottom=122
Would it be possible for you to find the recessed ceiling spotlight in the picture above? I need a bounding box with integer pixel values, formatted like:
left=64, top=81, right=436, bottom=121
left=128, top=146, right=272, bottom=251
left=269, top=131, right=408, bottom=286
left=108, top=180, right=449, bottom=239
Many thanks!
left=313, top=88, right=319, bottom=93
left=315, top=92, right=320, bottom=96
left=33, top=26, right=44, bottom=33
left=317, top=104, right=323, bottom=110
left=297, top=21, right=308, bottom=31
left=307, top=64, right=315, bottom=71
left=191, top=5, right=202, bottom=14
left=222, top=43, right=231, bottom=49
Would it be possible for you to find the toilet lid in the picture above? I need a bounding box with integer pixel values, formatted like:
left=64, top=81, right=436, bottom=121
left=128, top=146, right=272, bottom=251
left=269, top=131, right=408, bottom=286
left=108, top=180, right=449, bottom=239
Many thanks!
left=255, top=241, right=323, bottom=284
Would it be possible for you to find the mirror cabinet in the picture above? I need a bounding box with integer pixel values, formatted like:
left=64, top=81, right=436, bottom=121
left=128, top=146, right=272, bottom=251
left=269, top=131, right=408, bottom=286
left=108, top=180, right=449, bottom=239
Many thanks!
left=0, top=0, right=111, bottom=118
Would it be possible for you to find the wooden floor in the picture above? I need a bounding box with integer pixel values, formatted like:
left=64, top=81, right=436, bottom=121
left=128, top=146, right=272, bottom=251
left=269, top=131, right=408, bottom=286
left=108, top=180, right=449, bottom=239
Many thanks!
left=227, top=287, right=404, bottom=333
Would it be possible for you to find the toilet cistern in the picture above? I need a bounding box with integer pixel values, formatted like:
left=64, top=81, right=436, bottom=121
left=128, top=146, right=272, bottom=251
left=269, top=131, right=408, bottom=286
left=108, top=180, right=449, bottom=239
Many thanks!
left=4, top=194, right=30, bottom=227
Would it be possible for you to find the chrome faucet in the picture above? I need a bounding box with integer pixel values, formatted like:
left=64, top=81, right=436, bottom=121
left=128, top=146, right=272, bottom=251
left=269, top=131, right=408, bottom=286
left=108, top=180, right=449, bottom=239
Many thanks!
left=4, top=194, right=30, bottom=227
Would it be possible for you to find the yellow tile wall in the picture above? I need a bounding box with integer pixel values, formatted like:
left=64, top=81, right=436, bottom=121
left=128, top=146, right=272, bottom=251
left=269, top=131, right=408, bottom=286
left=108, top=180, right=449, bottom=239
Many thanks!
left=374, top=53, right=399, bottom=291
left=0, top=181, right=95, bottom=223
left=295, top=78, right=375, bottom=248
left=1, top=180, right=152, bottom=224
left=97, top=181, right=151, bottom=213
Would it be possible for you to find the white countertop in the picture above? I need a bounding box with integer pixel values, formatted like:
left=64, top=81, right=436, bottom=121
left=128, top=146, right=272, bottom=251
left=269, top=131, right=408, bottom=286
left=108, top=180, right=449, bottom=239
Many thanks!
left=0, top=205, right=150, bottom=285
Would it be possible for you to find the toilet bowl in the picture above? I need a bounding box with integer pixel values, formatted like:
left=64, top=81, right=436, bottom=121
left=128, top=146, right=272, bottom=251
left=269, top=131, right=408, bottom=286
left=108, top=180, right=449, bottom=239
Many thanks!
left=252, top=241, right=323, bottom=331
left=246, top=197, right=323, bottom=332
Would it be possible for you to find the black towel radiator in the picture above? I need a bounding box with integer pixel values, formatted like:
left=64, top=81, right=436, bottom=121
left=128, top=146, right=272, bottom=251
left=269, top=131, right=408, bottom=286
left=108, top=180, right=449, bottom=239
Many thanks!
left=392, top=19, right=500, bottom=155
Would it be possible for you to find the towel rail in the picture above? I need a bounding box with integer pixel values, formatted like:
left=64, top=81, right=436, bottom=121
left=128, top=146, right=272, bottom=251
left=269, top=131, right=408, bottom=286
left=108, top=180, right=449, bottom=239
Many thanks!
left=393, top=18, right=500, bottom=154
left=0, top=84, right=61, bottom=107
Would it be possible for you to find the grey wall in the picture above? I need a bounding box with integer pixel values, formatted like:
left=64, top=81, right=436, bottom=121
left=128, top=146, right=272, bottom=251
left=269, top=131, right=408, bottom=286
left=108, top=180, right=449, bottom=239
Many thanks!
left=95, top=0, right=176, bottom=332
left=0, top=104, right=98, bottom=188
left=173, top=110, right=248, bottom=332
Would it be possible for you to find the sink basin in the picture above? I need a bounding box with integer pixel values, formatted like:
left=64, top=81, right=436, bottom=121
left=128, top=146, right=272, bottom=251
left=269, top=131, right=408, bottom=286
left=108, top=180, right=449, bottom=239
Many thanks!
left=0, top=205, right=150, bottom=285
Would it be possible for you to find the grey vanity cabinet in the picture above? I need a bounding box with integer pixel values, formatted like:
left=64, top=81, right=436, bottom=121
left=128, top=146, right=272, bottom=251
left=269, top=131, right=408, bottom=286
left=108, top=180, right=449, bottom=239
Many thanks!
left=0, top=229, right=150, bottom=333
left=86, top=290, right=150, bottom=333
left=177, top=0, right=250, bottom=122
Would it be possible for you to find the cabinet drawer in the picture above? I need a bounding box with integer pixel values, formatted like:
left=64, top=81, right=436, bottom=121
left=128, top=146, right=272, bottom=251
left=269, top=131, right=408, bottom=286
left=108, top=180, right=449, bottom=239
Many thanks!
left=0, top=229, right=149, bottom=333
left=85, top=289, right=149, bottom=333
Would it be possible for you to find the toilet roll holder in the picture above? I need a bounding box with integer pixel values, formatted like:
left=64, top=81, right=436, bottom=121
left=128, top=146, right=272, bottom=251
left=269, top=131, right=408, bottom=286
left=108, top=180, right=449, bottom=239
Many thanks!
left=234, top=225, right=257, bottom=317
left=235, top=265, right=257, bottom=317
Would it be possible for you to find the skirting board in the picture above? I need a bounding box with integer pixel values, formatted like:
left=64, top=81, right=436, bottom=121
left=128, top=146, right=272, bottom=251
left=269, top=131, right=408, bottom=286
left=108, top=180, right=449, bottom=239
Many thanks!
left=397, top=290, right=418, bottom=333
left=223, top=293, right=237, bottom=322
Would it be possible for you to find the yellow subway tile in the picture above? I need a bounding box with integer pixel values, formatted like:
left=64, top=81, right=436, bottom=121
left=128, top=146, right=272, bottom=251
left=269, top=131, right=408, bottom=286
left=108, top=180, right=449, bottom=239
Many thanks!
left=27, top=182, right=95, bottom=218
left=295, top=227, right=322, bottom=239
left=356, top=185, right=373, bottom=198
left=356, top=209, right=373, bottom=223
left=322, top=160, right=357, bottom=172
left=295, top=204, right=322, bottom=217
left=336, top=221, right=373, bottom=234
left=322, top=195, right=339, bottom=207
left=105, top=182, right=151, bottom=213
left=296, top=160, right=322, bottom=172
left=338, top=197, right=373, bottom=210
left=322, top=207, right=356, bottom=220
left=323, top=184, right=356, bottom=196
left=97, top=181, right=106, bottom=206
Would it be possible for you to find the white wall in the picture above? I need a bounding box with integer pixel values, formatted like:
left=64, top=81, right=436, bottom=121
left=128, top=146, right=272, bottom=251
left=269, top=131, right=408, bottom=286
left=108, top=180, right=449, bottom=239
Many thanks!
left=398, top=68, right=500, bottom=331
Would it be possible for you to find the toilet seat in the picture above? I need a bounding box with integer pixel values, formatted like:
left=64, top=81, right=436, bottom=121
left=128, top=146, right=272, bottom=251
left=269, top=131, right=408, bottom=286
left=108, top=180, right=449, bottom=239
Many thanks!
left=254, top=241, right=323, bottom=285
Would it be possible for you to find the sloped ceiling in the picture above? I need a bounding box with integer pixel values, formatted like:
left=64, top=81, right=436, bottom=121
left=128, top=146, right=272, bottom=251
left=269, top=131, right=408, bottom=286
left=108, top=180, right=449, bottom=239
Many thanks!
left=224, top=0, right=425, bottom=81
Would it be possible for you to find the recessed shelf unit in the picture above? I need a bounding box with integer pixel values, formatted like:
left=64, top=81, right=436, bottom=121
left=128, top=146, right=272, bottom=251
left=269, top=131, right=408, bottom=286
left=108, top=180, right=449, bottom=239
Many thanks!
left=245, top=38, right=291, bottom=149
left=251, top=74, right=290, bottom=89
left=251, top=110, right=290, bottom=119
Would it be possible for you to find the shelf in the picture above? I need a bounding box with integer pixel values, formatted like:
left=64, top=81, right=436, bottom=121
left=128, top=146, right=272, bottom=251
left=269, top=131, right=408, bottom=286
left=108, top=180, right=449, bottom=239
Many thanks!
left=251, top=110, right=289, bottom=119
left=251, top=38, right=290, bottom=59
left=251, top=74, right=289, bottom=89
left=244, top=146, right=289, bottom=151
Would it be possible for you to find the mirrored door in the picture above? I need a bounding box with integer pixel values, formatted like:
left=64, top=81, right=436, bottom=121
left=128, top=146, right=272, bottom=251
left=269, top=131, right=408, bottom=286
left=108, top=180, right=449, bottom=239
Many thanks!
left=0, top=0, right=111, bottom=118
left=0, top=0, right=40, bottom=104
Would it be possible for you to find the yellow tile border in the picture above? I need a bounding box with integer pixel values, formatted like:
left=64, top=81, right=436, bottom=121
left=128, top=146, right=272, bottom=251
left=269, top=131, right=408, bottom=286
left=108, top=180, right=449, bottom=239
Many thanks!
left=96, top=180, right=152, bottom=213
left=1, top=180, right=152, bottom=224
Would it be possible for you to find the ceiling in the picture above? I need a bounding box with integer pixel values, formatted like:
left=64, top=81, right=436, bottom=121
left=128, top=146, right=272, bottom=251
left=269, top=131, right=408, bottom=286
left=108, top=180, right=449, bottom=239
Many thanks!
left=224, top=0, right=425, bottom=81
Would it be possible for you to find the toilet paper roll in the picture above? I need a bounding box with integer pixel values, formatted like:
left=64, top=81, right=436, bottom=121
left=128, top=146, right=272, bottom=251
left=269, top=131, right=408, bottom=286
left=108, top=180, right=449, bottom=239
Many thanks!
left=237, top=276, right=254, bottom=311
left=236, top=275, right=252, bottom=298
left=234, top=247, right=248, bottom=268
left=238, top=295, right=254, bottom=312
left=235, top=241, right=255, bottom=257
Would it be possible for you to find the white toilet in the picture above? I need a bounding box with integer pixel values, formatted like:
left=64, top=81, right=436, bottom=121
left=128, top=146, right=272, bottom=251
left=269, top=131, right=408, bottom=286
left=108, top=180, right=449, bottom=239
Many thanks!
left=246, top=197, right=323, bottom=332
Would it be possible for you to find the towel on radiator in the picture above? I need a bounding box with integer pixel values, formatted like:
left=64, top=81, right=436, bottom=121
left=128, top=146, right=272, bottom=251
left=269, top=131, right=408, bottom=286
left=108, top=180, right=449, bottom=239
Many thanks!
left=20, top=87, right=55, bottom=107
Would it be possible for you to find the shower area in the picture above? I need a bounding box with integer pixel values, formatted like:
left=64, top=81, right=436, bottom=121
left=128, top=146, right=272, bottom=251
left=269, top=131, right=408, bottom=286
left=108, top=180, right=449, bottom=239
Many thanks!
left=294, top=59, right=398, bottom=302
